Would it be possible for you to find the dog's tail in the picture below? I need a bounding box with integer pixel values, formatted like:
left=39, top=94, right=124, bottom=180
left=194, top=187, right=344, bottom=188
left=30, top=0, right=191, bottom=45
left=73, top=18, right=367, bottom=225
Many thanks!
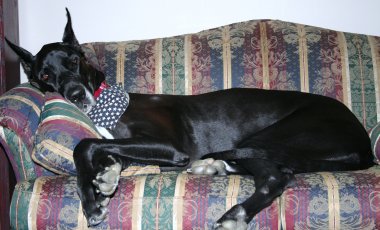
left=202, top=148, right=367, bottom=173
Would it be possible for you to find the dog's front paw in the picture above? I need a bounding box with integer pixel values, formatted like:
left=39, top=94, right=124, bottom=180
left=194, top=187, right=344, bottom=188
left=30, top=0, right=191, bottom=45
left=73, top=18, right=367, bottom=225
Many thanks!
left=92, top=155, right=121, bottom=196
left=173, top=152, right=190, bottom=166
left=86, top=206, right=108, bottom=227
left=213, top=205, right=248, bottom=230
left=189, top=158, right=227, bottom=175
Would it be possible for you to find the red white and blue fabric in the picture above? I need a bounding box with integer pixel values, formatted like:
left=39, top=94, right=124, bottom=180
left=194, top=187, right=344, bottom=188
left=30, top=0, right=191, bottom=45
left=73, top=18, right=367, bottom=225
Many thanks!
left=88, top=83, right=129, bottom=130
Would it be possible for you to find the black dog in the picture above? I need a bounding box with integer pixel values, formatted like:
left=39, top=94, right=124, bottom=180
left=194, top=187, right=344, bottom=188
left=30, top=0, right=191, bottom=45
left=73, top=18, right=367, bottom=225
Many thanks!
left=7, top=9, right=375, bottom=229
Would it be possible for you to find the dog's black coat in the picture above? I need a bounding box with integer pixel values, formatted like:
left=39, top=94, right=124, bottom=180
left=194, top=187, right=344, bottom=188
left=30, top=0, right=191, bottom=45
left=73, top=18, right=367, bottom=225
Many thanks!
left=7, top=9, right=375, bottom=229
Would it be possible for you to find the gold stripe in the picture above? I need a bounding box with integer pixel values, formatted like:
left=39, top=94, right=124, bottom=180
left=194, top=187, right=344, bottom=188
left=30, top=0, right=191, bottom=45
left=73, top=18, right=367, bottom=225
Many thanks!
left=173, top=173, right=186, bottom=230
left=0, top=127, right=4, bottom=140
left=319, top=172, right=340, bottom=229
left=14, top=184, right=22, bottom=230
left=222, top=26, right=232, bottom=89
left=117, top=45, right=126, bottom=85
left=77, top=204, right=89, bottom=229
left=42, top=115, right=101, bottom=138
left=18, top=137, right=27, bottom=180
left=184, top=35, right=193, bottom=95
left=280, top=193, right=287, bottom=230
left=28, top=178, right=44, bottom=230
left=45, top=98, right=68, bottom=105
left=0, top=95, right=41, bottom=115
left=37, top=139, right=72, bottom=159
left=31, top=149, right=69, bottom=176
left=132, top=176, right=147, bottom=230
left=260, top=22, right=270, bottom=89
left=155, top=39, right=163, bottom=94
left=368, top=36, right=380, bottom=121
left=337, top=32, right=351, bottom=109
left=297, top=25, right=309, bottom=92
left=120, top=165, right=160, bottom=176
left=226, top=175, right=240, bottom=210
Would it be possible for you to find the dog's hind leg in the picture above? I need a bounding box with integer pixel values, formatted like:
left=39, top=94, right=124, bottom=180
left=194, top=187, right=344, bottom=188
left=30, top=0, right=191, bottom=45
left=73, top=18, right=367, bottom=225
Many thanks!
left=213, top=157, right=293, bottom=230
left=73, top=137, right=189, bottom=226
left=209, top=111, right=371, bottom=229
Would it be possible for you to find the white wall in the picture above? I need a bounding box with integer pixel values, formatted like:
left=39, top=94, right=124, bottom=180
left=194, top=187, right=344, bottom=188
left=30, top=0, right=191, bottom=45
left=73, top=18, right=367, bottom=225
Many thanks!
left=19, top=0, right=380, bottom=83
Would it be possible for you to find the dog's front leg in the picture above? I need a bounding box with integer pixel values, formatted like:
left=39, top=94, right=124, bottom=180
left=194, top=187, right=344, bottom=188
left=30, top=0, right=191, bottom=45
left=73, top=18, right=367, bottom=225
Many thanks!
left=73, top=137, right=189, bottom=226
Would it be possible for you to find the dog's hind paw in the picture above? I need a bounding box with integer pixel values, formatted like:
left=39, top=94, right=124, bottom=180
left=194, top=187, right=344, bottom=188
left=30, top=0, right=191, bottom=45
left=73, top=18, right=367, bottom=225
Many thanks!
left=213, top=220, right=248, bottom=230
left=189, top=158, right=227, bottom=175
left=213, top=205, right=248, bottom=230
left=87, top=207, right=108, bottom=227
left=92, top=155, right=121, bottom=196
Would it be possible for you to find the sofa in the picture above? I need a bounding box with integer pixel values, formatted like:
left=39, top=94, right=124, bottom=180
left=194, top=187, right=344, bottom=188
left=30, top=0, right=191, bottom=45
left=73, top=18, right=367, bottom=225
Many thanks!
left=1, top=19, right=380, bottom=229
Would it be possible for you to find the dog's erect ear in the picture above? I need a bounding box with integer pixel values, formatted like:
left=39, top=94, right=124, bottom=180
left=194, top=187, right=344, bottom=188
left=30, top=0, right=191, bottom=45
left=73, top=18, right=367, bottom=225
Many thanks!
left=62, top=8, right=80, bottom=48
left=5, top=37, right=35, bottom=79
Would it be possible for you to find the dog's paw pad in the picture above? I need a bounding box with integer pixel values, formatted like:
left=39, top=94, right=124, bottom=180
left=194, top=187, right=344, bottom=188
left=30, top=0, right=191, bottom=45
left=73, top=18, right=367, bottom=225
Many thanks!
left=87, top=207, right=108, bottom=227
left=213, top=205, right=248, bottom=230
left=189, top=158, right=226, bottom=175
left=92, top=156, right=121, bottom=196
left=213, top=220, right=248, bottom=230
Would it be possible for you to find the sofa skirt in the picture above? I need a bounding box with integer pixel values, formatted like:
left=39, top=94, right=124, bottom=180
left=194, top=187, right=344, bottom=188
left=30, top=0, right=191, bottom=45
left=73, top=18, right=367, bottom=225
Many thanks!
left=10, top=167, right=380, bottom=230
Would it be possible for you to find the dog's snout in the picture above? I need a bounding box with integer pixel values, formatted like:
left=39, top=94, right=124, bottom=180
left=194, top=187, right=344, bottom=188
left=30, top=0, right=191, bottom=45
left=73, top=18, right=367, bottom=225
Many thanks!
left=68, top=88, right=86, bottom=103
left=63, top=83, right=96, bottom=114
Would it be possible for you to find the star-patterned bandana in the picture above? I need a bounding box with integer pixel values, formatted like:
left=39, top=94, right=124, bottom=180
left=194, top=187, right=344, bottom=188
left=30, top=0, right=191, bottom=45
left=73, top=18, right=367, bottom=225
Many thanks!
left=87, top=83, right=129, bottom=130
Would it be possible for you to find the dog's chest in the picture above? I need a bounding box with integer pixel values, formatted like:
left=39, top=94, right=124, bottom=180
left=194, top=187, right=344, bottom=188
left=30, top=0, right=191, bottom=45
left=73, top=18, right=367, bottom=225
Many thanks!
left=110, top=107, right=178, bottom=140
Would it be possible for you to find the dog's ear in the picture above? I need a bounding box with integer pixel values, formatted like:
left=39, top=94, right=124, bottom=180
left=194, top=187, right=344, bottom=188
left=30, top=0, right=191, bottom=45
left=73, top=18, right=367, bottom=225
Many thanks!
left=5, top=37, right=35, bottom=79
left=62, top=8, right=80, bottom=48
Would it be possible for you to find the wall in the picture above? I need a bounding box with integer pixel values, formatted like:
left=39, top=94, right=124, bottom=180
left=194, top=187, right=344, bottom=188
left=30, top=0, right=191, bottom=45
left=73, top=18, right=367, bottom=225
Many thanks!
left=18, top=0, right=380, bottom=83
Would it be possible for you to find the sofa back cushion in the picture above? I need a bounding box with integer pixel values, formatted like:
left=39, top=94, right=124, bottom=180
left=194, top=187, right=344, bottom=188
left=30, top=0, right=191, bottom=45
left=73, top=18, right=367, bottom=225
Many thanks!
left=82, top=19, right=380, bottom=132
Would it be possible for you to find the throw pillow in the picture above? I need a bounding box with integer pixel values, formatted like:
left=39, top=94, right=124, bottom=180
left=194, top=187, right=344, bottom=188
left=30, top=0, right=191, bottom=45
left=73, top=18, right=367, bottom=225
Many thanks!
left=33, top=92, right=102, bottom=174
left=32, top=92, right=160, bottom=175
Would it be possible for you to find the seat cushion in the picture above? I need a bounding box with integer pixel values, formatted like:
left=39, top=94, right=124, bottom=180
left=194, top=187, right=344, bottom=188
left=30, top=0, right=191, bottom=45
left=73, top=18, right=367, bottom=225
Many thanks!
left=10, top=166, right=380, bottom=229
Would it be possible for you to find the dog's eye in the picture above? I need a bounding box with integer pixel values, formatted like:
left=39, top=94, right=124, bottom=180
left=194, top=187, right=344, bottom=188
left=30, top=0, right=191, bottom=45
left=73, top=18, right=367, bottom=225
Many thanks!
left=72, top=57, right=79, bottom=65
left=41, top=74, right=49, bottom=81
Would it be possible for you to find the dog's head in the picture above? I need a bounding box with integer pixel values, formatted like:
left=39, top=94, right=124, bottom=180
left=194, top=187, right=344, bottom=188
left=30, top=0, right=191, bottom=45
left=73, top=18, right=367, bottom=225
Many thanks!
left=6, top=8, right=104, bottom=113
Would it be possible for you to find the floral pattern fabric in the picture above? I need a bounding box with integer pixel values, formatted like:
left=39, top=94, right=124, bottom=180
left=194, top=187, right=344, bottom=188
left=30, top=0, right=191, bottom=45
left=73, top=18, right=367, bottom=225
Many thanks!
left=10, top=168, right=380, bottom=229
left=83, top=20, right=380, bottom=133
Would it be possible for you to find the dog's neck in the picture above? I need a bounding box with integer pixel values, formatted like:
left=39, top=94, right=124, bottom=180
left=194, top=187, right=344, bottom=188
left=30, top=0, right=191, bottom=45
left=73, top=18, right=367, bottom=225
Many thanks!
left=94, top=81, right=109, bottom=99
left=88, top=83, right=129, bottom=138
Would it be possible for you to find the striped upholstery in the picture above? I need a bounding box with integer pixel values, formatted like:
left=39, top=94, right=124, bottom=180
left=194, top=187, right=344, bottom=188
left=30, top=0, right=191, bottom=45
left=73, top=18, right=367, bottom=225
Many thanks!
left=33, top=92, right=102, bottom=175
left=83, top=20, right=380, bottom=132
left=2, top=19, right=380, bottom=229
left=10, top=168, right=380, bottom=229
left=0, top=84, right=54, bottom=180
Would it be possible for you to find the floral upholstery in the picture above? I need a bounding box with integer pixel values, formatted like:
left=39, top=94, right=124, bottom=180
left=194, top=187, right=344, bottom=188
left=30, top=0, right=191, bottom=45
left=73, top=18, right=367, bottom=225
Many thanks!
left=33, top=92, right=102, bottom=175
left=1, top=19, right=380, bottom=229
left=10, top=168, right=380, bottom=229
left=0, top=84, right=55, bottom=180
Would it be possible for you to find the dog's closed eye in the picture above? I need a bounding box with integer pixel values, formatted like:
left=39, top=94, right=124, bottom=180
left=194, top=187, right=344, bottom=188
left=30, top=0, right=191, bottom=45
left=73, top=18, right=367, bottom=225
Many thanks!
left=72, top=57, right=79, bottom=65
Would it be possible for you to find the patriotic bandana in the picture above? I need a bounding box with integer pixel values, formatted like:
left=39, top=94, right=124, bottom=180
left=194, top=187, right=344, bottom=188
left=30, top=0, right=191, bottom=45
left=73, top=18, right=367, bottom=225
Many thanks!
left=87, top=83, right=129, bottom=130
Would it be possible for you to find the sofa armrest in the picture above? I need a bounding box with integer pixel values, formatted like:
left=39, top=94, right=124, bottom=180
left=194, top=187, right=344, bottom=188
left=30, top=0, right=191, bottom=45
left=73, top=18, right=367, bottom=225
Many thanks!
left=0, top=83, right=53, bottom=181
left=0, top=146, right=15, bottom=230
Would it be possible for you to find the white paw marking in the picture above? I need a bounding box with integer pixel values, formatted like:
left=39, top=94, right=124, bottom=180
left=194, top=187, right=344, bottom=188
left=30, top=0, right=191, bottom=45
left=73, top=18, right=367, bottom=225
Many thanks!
left=214, top=205, right=248, bottom=230
left=189, top=158, right=227, bottom=175
left=219, top=220, right=248, bottom=230
left=92, top=156, right=121, bottom=196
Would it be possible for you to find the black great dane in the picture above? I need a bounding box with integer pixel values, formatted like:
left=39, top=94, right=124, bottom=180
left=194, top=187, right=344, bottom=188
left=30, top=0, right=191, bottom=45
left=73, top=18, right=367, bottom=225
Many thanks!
left=7, top=9, right=375, bottom=229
